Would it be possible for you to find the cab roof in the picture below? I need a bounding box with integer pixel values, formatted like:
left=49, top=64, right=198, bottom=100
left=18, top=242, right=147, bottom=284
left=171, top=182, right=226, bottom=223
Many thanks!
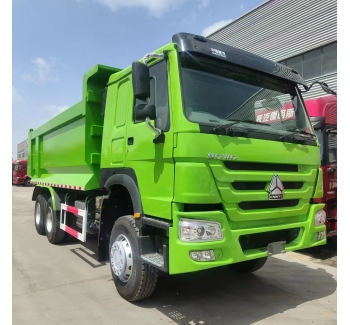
left=304, top=95, right=337, bottom=126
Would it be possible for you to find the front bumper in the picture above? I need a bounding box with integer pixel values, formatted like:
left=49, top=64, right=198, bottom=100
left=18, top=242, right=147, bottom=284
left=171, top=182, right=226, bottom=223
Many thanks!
left=168, top=203, right=326, bottom=274
left=13, top=177, right=24, bottom=185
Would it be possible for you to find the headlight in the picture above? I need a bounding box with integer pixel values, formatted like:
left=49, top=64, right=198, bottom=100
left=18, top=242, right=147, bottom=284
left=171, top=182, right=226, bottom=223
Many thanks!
left=314, top=209, right=326, bottom=226
left=179, top=218, right=223, bottom=242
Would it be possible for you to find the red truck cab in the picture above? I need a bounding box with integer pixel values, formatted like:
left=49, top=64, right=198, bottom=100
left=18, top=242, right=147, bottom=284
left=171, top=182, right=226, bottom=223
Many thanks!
left=12, top=159, right=32, bottom=187
left=304, top=95, right=337, bottom=245
left=12, top=160, right=15, bottom=184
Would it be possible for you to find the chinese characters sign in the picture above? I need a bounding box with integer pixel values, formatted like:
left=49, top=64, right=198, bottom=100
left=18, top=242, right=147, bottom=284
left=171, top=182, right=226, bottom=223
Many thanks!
left=255, top=106, right=295, bottom=123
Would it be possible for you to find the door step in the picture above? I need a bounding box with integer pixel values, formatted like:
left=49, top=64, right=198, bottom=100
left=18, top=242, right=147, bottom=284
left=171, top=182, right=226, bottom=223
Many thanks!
left=141, top=253, right=164, bottom=268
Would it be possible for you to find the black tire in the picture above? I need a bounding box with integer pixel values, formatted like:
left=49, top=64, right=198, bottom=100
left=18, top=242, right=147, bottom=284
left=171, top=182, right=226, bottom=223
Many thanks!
left=24, top=178, right=31, bottom=187
left=45, top=198, right=65, bottom=244
left=34, top=194, right=48, bottom=235
left=331, top=236, right=337, bottom=248
left=227, top=257, right=268, bottom=273
left=109, top=215, right=158, bottom=302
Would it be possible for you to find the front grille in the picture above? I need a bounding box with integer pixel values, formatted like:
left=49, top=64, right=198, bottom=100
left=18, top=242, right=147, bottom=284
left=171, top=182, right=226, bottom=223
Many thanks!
left=224, top=161, right=298, bottom=172
left=184, top=203, right=223, bottom=212
left=239, top=228, right=300, bottom=251
left=238, top=199, right=299, bottom=210
left=232, top=181, right=303, bottom=190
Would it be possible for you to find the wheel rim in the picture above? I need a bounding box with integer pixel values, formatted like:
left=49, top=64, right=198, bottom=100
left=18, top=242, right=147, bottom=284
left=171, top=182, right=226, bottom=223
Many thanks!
left=46, top=207, right=53, bottom=233
left=35, top=202, right=41, bottom=225
left=110, top=234, right=133, bottom=282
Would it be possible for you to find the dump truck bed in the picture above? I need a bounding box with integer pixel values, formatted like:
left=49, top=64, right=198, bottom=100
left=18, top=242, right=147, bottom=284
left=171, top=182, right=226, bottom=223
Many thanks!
left=28, top=64, right=121, bottom=190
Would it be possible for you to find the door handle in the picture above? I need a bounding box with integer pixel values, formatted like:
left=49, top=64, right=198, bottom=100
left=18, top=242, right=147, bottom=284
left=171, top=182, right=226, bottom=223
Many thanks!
left=127, top=137, right=134, bottom=145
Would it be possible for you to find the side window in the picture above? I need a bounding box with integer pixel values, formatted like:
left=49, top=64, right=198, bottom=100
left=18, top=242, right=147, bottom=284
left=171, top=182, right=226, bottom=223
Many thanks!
left=328, top=132, right=337, bottom=163
left=115, top=78, right=131, bottom=128
left=134, top=78, right=155, bottom=123
left=134, top=60, right=170, bottom=131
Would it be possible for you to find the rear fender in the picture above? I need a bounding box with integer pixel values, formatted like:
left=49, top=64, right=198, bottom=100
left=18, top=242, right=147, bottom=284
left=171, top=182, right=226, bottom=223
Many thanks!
left=32, top=185, right=62, bottom=211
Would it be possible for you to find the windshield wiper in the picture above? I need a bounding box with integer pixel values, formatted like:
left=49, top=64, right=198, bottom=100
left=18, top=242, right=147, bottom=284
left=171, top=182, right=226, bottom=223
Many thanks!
left=213, top=119, right=271, bottom=132
left=288, top=128, right=315, bottom=137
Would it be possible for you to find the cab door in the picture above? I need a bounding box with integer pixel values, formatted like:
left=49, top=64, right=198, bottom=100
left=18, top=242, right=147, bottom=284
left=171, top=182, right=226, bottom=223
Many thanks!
left=101, top=77, right=131, bottom=168
left=126, top=60, right=174, bottom=220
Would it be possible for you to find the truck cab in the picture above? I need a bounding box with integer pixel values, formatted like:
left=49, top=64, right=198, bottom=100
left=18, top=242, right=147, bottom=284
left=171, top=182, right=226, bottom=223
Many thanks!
left=13, top=159, right=31, bottom=187
left=304, top=95, right=337, bottom=244
left=12, top=160, right=15, bottom=184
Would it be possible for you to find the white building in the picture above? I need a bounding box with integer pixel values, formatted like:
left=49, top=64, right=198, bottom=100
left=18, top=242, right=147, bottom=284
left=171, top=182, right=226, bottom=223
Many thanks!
left=206, top=0, right=337, bottom=99
left=17, top=139, right=28, bottom=159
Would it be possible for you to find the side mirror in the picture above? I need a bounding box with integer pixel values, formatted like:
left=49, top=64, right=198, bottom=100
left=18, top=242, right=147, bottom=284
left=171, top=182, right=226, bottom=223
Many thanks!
left=320, top=82, right=337, bottom=96
left=302, top=81, right=337, bottom=96
left=132, top=61, right=150, bottom=101
left=310, top=116, right=325, bottom=129
left=134, top=104, right=156, bottom=121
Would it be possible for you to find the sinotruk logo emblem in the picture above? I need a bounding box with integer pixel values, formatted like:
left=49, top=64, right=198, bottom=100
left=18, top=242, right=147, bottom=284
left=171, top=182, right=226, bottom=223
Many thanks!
left=267, top=174, right=284, bottom=200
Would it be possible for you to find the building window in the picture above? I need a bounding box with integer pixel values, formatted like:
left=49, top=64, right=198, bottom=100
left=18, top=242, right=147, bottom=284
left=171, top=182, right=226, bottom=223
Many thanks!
left=285, top=56, right=303, bottom=77
left=303, top=48, right=322, bottom=79
left=322, top=43, right=337, bottom=75
left=279, top=42, right=337, bottom=80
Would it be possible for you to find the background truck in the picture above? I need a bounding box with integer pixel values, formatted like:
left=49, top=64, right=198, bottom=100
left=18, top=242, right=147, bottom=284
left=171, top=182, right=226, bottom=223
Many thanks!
left=28, top=32, right=328, bottom=302
left=12, top=159, right=31, bottom=186
left=304, top=95, right=337, bottom=246
left=12, top=160, right=15, bottom=184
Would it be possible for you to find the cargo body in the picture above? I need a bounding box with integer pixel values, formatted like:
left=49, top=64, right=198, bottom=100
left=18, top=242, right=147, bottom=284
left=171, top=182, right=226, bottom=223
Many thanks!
left=29, top=33, right=327, bottom=302
left=28, top=65, right=121, bottom=191
left=305, top=95, right=337, bottom=243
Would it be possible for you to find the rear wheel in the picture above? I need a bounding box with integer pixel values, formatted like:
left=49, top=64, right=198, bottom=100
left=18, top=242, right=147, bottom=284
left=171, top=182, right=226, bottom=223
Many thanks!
left=34, top=194, right=48, bottom=235
left=45, top=198, right=65, bottom=244
left=109, top=215, right=158, bottom=301
left=227, top=257, right=268, bottom=273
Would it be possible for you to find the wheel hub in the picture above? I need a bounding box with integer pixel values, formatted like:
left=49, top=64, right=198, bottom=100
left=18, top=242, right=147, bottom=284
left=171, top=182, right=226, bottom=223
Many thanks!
left=46, top=207, right=53, bottom=233
left=110, top=235, right=133, bottom=282
left=35, top=202, right=41, bottom=225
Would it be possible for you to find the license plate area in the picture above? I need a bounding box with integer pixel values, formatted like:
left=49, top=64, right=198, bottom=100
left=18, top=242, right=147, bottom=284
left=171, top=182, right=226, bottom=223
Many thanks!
left=267, top=241, right=286, bottom=256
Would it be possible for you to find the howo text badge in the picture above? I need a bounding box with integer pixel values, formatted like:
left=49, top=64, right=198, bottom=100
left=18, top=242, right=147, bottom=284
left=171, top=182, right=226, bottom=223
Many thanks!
left=267, top=174, right=284, bottom=200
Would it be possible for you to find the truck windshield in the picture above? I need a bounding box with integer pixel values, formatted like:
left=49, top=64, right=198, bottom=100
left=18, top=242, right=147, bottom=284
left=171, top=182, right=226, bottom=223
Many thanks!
left=179, top=54, right=314, bottom=139
left=14, top=164, right=21, bottom=172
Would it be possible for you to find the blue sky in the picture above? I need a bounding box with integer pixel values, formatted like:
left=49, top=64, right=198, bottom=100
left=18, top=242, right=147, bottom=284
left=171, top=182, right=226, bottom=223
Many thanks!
left=12, top=0, right=267, bottom=159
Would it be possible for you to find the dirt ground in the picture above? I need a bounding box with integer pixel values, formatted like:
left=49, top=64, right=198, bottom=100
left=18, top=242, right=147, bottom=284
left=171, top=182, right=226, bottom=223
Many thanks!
left=298, top=239, right=337, bottom=268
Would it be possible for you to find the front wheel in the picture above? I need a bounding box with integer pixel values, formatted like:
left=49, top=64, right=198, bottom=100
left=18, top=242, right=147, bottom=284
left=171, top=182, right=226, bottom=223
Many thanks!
left=330, top=235, right=337, bottom=248
left=109, top=216, right=158, bottom=302
left=227, top=257, right=268, bottom=273
left=24, top=178, right=31, bottom=187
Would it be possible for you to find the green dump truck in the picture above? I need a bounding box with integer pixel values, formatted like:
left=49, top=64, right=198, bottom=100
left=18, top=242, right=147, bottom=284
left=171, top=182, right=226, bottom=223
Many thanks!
left=29, top=32, right=328, bottom=302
